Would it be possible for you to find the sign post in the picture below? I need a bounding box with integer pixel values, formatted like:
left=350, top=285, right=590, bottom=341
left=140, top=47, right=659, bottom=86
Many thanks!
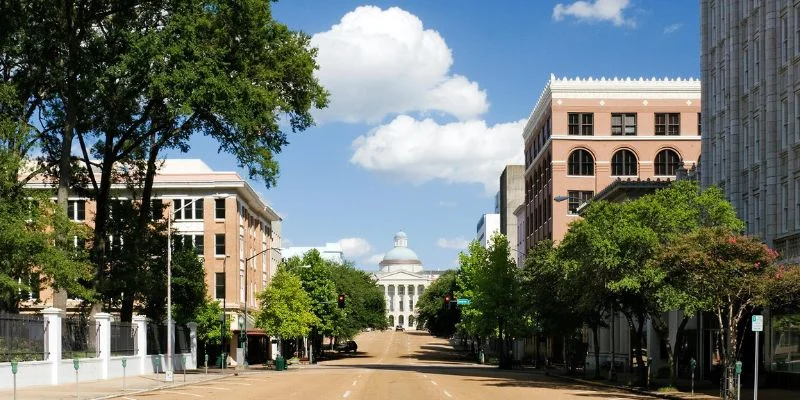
left=690, top=358, right=696, bottom=396
left=73, top=359, right=80, bottom=400
left=735, top=361, right=743, bottom=400
left=121, top=357, right=127, bottom=391
left=752, top=315, right=763, bottom=400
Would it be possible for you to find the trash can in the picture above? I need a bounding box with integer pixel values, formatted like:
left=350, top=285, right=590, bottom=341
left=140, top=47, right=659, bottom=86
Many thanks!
left=275, top=356, right=285, bottom=371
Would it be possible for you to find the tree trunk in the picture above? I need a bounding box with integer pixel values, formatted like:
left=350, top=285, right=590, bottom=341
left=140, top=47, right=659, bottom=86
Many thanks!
left=721, top=308, right=738, bottom=400
left=592, top=324, right=601, bottom=379
left=669, top=316, right=690, bottom=387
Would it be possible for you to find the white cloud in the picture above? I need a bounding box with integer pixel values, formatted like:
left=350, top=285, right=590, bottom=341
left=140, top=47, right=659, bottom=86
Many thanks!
left=437, top=237, right=470, bottom=250
left=553, top=0, right=635, bottom=27
left=350, top=115, right=525, bottom=193
left=663, top=23, right=682, bottom=34
left=366, top=253, right=385, bottom=265
left=310, top=6, right=488, bottom=123
left=338, top=237, right=372, bottom=259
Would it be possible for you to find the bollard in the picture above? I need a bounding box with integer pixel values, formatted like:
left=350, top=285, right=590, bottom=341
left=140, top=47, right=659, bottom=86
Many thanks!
left=10, top=360, right=18, bottom=400
left=735, top=360, right=743, bottom=400
left=690, top=358, right=696, bottom=396
left=183, top=354, right=187, bottom=382
left=204, top=353, right=209, bottom=375
left=121, top=357, right=127, bottom=391
left=73, top=358, right=80, bottom=400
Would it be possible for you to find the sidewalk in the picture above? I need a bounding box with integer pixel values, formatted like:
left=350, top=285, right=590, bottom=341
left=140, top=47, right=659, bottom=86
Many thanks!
left=1, top=368, right=238, bottom=400
left=547, top=371, right=797, bottom=400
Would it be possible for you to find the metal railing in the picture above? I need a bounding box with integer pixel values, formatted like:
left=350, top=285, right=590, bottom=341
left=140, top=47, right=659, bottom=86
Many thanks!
left=62, top=315, right=97, bottom=359
left=110, top=321, right=137, bottom=356
left=0, top=313, right=47, bottom=361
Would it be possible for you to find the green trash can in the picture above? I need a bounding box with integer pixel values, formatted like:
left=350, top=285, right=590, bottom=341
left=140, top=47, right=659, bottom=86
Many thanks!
left=275, top=356, right=285, bottom=371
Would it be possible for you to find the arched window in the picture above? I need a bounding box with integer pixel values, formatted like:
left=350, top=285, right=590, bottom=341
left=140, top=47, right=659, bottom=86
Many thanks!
left=611, top=149, right=638, bottom=176
left=388, top=315, right=395, bottom=326
left=568, top=149, right=594, bottom=176
left=409, top=315, right=416, bottom=328
left=655, top=149, right=681, bottom=175
left=398, top=315, right=405, bottom=326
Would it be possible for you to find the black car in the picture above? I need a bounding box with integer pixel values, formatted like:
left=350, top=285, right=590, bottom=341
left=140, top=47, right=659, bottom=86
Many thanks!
left=395, top=325, right=405, bottom=331
left=335, top=340, right=358, bottom=353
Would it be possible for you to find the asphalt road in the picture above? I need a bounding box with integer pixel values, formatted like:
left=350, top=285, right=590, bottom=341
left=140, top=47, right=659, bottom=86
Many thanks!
left=129, top=329, right=658, bottom=400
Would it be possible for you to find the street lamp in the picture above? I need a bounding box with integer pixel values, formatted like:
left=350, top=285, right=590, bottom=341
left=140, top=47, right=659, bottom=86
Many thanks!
left=240, top=246, right=281, bottom=367
left=165, top=194, right=230, bottom=381
left=220, top=255, right=230, bottom=369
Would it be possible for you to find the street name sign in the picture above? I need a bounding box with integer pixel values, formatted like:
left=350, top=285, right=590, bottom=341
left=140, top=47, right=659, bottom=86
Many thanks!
left=752, top=315, right=763, bottom=332
left=456, top=298, right=471, bottom=305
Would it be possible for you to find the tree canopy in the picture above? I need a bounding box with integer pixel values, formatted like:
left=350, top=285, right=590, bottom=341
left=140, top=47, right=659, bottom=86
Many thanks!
left=255, top=268, right=317, bottom=340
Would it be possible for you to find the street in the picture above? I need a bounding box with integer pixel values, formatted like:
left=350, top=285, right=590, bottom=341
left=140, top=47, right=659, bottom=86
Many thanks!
left=131, top=330, right=657, bottom=400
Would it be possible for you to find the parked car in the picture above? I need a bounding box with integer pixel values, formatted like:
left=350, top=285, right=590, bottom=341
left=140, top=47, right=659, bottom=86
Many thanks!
left=395, top=325, right=405, bottom=331
left=335, top=340, right=358, bottom=353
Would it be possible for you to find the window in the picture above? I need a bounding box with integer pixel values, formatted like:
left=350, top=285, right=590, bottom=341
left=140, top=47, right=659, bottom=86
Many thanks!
left=173, top=198, right=203, bottom=220
left=215, top=234, right=225, bottom=256
left=781, top=14, right=789, bottom=65
left=754, top=116, right=760, bottom=162
left=568, top=113, right=594, bottom=135
left=796, top=178, right=800, bottom=230
left=611, top=149, right=638, bottom=176
left=781, top=183, right=789, bottom=233
left=215, top=198, right=226, bottom=219
left=782, top=99, right=789, bottom=149
left=68, top=200, right=85, bottom=221
left=19, top=274, right=40, bottom=301
left=742, top=196, right=750, bottom=233
left=754, top=194, right=761, bottom=234
left=655, top=113, right=680, bottom=135
left=744, top=47, right=750, bottom=91
left=240, top=271, right=245, bottom=302
left=796, top=91, right=800, bottom=142
left=742, top=121, right=750, bottom=165
left=567, top=149, right=594, bottom=176
left=150, top=199, right=163, bottom=221
left=399, top=300, right=404, bottom=312
left=796, top=4, right=800, bottom=56
left=176, top=234, right=204, bottom=255
left=655, top=149, right=681, bottom=175
left=567, top=191, right=594, bottom=214
left=698, top=113, right=702, bottom=136
left=215, top=273, right=225, bottom=299
left=611, top=113, right=636, bottom=135
left=409, top=299, right=413, bottom=309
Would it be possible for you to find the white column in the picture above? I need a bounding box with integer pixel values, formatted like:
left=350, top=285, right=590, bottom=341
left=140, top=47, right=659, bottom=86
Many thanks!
left=41, top=307, right=64, bottom=385
left=95, top=313, right=112, bottom=379
left=133, top=315, right=148, bottom=375
left=187, top=322, right=198, bottom=370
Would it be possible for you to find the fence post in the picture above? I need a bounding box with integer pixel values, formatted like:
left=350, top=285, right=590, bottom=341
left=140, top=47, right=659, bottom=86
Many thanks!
left=133, top=315, right=148, bottom=375
left=41, top=307, right=64, bottom=385
left=187, top=322, right=198, bottom=370
left=95, top=313, right=111, bottom=379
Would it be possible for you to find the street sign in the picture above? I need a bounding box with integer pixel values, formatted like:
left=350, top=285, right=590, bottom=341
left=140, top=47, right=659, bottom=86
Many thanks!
left=456, top=298, right=471, bottom=305
left=752, top=315, right=763, bottom=332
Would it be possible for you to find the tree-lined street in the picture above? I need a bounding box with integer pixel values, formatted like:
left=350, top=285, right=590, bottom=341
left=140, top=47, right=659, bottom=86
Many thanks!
left=111, top=330, right=659, bottom=400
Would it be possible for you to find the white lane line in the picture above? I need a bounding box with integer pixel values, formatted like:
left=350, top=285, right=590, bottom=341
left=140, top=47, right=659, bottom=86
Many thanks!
left=431, top=381, right=438, bottom=386
left=423, top=374, right=428, bottom=378
left=224, top=382, right=252, bottom=386
left=443, top=390, right=453, bottom=398
left=199, top=386, right=231, bottom=391
left=343, top=390, right=351, bottom=398
left=122, top=397, right=137, bottom=400
left=352, top=380, right=357, bottom=386
left=160, top=391, right=203, bottom=397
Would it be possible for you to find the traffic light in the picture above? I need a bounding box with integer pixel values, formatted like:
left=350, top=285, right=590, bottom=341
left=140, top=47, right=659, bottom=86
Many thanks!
left=338, top=294, right=346, bottom=309
left=443, top=295, right=450, bottom=308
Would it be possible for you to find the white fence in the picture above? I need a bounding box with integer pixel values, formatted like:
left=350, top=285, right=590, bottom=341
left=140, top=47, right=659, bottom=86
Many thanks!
left=0, top=308, right=196, bottom=390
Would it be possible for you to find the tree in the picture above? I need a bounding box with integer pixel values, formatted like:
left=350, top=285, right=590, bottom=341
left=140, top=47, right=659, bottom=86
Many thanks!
left=255, top=268, right=317, bottom=354
left=194, top=298, right=228, bottom=352
left=456, top=240, right=489, bottom=353
left=328, top=261, right=388, bottom=338
left=657, top=228, right=800, bottom=400
left=416, top=270, right=460, bottom=337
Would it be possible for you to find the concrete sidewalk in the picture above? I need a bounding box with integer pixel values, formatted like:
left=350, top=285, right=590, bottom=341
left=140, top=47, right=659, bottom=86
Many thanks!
left=1, top=368, right=235, bottom=400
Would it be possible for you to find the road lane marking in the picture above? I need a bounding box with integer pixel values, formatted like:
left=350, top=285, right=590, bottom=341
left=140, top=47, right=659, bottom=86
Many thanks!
left=443, top=390, right=452, bottom=398
left=122, top=397, right=137, bottom=400
left=161, top=391, right=203, bottom=397
left=223, top=382, right=252, bottom=386
left=199, top=386, right=231, bottom=390
left=343, top=390, right=351, bottom=398
left=431, top=381, right=438, bottom=386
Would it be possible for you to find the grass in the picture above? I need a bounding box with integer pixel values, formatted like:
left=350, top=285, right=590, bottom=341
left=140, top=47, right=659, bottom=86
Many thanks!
left=656, top=385, right=679, bottom=393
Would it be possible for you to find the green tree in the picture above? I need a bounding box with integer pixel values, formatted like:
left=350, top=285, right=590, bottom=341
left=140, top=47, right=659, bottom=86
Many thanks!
left=455, top=240, right=489, bottom=352
left=329, top=261, right=388, bottom=338
left=255, top=268, right=318, bottom=353
left=657, top=228, right=800, bottom=400
left=416, top=270, right=460, bottom=337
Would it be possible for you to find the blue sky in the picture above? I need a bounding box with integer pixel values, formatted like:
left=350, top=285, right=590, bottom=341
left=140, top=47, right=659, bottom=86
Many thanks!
left=176, top=0, right=701, bottom=270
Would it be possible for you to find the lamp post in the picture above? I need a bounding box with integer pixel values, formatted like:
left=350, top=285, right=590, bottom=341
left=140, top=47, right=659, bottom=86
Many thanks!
left=165, top=194, right=229, bottom=381
left=220, top=255, right=230, bottom=369
left=241, top=247, right=281, bottom=367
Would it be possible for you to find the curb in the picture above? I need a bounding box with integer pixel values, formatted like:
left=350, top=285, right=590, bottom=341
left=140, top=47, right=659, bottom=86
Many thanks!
left=545, top=372, right=706, bottom=400
left=93, top=372, right=237, bottom=399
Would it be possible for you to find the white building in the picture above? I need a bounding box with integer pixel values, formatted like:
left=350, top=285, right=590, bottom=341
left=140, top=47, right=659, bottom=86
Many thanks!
left=476, top=213, right=500, bottom=248
left=373, top=232, right=443, bottom=329
left=281, top=242, right=344, bottom=264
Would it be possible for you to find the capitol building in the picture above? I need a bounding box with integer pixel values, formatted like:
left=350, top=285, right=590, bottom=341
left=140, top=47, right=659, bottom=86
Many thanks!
left=373, top=231, right=446, bottom=329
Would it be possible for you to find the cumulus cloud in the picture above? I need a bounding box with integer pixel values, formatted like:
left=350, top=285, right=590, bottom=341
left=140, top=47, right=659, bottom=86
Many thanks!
left=437, top=237, right=470, bottom=250
left=553, top=0, right=635, bottom=27
left=350, top=115, right=525, bottom=193
left=310, top=6, right=489, bottom=123
left=366, top=253, right=385, bottom=265
left=338, top=237, right=372, bottom=259
left=663, top=23, right=682, bottom=34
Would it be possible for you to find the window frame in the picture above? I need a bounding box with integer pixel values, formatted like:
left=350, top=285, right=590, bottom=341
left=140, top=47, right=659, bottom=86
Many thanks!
left=215, top=233, right=226, bottom=256
left=568, top=113, right=594, bottom=136
left=567, top=149, right=595, bottom=176
left=655, top=113, right=681, bottom=136
left=215, top=198, right=226, bottom=219
left=567, top=190, right=594, bottom=214
left=215, top=272, right=226, bottom=299
left=611, top=149, right=638, bottom=176
left=611, top=113, right=637, bottom=136
left=655, top=149, right=681, bottom=176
